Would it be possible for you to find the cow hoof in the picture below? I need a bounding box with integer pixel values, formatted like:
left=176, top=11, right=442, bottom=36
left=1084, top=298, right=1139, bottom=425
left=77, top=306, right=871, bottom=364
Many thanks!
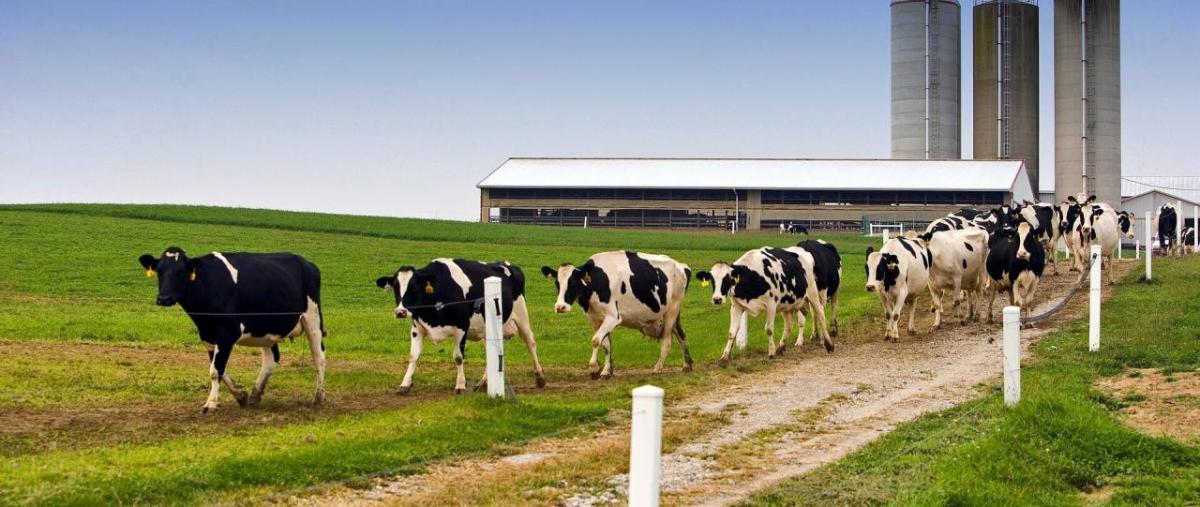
left=535, top=376, right=547, bottom=388
left=234, top=392, right=249, bottom=408
left=454, top=388, right=466, bottom=395
left=201, top=403, right=217, bottom=414
left=767, top=353, right=776, bottom=360
left=396, top=385, right=412, bottom=395
left=313, top=394, right=324, bottom=407
left=590, top=371, right=601, bottom=380
left=718, top=357, right=730, bottom=368
left=824, top=343, right=835, bottom=353
left=682, top=363, right=693, bottom=373
left=600, top=372, right=613, bottom=380
left=248, top=393, right=263, bottom=406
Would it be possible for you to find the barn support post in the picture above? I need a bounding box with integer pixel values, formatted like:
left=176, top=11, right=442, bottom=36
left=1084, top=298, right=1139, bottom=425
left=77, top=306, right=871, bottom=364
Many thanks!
left=483, top=276, right=506, bottom=399
left=1002, top=306, right=1021, bottom=406
left=1195, top=205, right=1199, bottom=252
left=1177, top=200, right=1184, bottom=257
left=1089, top=245, right=1101, bottom=352
left=629, top=385, right=664, bottom=507
left=1145, top=211, right=1153, bottom=281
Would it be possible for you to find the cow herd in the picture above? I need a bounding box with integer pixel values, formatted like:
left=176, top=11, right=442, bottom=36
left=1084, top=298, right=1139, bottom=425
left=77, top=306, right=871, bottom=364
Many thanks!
left=137, top=195, right=1153, bottom=412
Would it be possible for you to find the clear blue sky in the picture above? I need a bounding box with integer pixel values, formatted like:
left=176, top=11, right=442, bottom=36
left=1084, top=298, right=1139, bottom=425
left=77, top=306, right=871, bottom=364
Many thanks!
left=2, top=1, right=1197, bottom=219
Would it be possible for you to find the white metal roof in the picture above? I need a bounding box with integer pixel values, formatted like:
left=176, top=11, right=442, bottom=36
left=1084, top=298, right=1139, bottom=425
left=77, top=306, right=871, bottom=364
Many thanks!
left=479, top=158, right=1033, bottom=199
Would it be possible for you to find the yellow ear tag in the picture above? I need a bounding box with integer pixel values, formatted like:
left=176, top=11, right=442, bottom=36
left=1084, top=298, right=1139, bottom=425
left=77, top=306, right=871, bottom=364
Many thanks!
left=189, top=270, right=197, bottom=281
left=583, top=273, right=592, bottom=284
left=424, top=281, right=434, bottom=294
left=701, top=280, right=710, bottom=287
left=145, top=269, right=155, bottom=278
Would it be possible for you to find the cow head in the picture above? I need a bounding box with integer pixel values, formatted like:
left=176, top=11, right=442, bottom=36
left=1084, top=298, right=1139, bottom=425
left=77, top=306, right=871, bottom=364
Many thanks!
left=863, top=246, right=900, bottom=293
left=1015, top=222, right=1036, bottom=260
left=696, top=262, right=738, bottom=305
left=989, top=205, right=1016, bottom=231
left=375, top=266, right=423, bottom=319
left=138, top=247, right=199, bottom=307
left=1116, top=211, right=1135, bottom=240
left=542, top=261, right=593, bottom=313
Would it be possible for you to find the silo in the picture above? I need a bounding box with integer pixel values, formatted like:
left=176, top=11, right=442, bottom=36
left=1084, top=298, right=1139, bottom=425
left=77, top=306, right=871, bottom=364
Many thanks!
left=891, top=0, right=961, bottom=160
left=1055, top=0, right=1120, bottom=205
left=974, top=0, right=1040, bottom=192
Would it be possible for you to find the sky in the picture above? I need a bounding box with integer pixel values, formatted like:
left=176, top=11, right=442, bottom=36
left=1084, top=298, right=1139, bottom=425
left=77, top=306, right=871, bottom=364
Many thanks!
left=2, top=1, right=1198, bottom=220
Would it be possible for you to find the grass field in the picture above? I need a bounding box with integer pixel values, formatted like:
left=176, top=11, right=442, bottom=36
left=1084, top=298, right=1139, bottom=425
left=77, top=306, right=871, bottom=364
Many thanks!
left=0, top=204, right=883, bottom=505
left=745, top=255, right=1200, bottom=506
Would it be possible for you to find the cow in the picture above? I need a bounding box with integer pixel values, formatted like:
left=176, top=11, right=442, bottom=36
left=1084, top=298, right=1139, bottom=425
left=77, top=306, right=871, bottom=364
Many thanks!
left=778, top=222, right=809, bottom=235
left=1016, top=202, right=1065, bottom=274
left=864, top=234, right=932, bottom=342
left=924, top=209, right=978, bottom=235
left=984, top=222, right=1046, bottom=325
left=1183, top=227, right=1196, bottom=254
left=792, top=239, right=842, bottom=341
left=1156, top=203, right=1179, bottom=256
left=1060, top=195, right=1098, bottom=273
left=1087, top=207, right=1134, bottom=285
left=542, top=251, right=692, bottom=379
left=376, top=259, right=545, bottom=394
left=138, top=247, right=325, bottom=413
left=919, top=227, right=989, bottom=326
left=696, top=246, right=833, bottom=365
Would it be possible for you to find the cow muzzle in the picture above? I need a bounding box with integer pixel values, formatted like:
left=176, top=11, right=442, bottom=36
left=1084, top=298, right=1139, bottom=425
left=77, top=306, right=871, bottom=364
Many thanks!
left=711, top=296, right=724, bottom=305
left=394, top=307, right=410, bottom=319
left=554, top=303, right=570, bottom=314
left=1017, top=250, right=1030, bottom=260
left=865, top=284, right=876, bottom=292
left=156, top=296, right=176, bottom=307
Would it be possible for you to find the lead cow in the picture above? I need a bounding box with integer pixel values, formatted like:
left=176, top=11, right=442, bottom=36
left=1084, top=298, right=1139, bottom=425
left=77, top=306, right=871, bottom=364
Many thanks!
left=376, top=259, right=545, bottom=394
left=542, top=251, right=693, bottom=378
left=138, top=247, right=326, bottom=413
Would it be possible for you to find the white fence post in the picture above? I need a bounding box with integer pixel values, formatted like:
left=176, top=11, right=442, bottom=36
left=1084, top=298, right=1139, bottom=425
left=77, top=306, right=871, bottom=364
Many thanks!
left=584, top=215, right=589, bottom=229
left=1002, top=306, right=1021, bottom=407
left=882, top=228, right=890, bottom=244
left=483, top=276, right=506, bottom=399
left=1135, top=239, right=1140, bottom=260
left=1177, top=200, right=1184, bottom=257
left=735, top=313, right=748, bottom=350
left=629, top=385, right=664, bottom=507
left=1145, top=211, right=1153, bottom=280
left=1089, top=245, right=1102, bottom=352
left=1194, top=205, right=1199, bottom=253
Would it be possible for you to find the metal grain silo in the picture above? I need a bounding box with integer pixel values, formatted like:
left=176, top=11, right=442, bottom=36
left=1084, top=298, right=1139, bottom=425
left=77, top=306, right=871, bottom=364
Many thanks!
left=1055, top=0, right=1120, bottom=205
left=974, top=0, right=1040, bottom=192
left=891, top=0, right=961, bottom=160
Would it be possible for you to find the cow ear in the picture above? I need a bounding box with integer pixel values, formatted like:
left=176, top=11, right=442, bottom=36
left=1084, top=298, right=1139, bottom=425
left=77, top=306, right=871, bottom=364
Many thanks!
left=139, top=254, right=156, bottom=270
left=540, top=266, right=556, bottom=279
left=1067, top=196, right=1078, bottom=204
left=376, top=276, right=392, bottom=289
left=695, top=271, right=712, bottom=282
left=1086, top=195, right=1097, bottom=204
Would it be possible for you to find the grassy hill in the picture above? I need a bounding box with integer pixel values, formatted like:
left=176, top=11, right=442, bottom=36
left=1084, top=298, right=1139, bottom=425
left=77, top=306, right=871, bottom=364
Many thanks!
left=0, top=204, right=880, bottom=504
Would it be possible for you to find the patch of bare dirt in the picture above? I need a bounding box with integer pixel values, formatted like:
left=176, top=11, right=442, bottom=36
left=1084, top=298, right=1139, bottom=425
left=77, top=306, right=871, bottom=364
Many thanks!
left=286, top=262, right=1132, bottom=506
left=1095, top=368, right=1200, bottom=444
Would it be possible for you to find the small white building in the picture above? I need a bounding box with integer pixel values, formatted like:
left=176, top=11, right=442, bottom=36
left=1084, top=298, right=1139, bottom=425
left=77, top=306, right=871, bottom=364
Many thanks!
left=1121, top=189, right=1200, bottom=229
left=477, top=158, right=1035, bottom=230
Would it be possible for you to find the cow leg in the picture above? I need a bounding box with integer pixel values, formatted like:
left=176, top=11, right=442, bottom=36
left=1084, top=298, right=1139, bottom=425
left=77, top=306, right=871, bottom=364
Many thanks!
left=203, top=341, right=248, bottom=408
left=763, top=304, right=779, bottom=359
left=590, top=316, right=621, bottom=379
left=828, top=290, right=840, bottom=338
left=397, top=326, right=425, bottom=395
left=929, top=287, right=944, bottom=329
left=452, top=329, right=468, bottom=394
left=248, top=344, right=280, bottom=405
left=600, top=333, right=614, bottom=378
left=807, top=291, right=834, bottom=352
left=672, top=314, right=693, bottom=372
left=301, top=310, right=326, bottom=405
left=720, top=305, right=744, bottom=367
left=906, top=291, right=919, bottom=335
left=776, top=310, right=791, bottom=356
left=654, top=310, right=679, bottom=373
left=794, top=307, right=808, bottom=348
left=512, top=298, right=547, bottom=387
left=203, top=337, right=237, bottom=413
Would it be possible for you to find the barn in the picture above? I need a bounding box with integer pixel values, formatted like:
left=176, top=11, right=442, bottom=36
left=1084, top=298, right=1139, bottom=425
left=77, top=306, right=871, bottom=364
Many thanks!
left=1121, top=189, right=1200, bottom=230
left=477, top=158, right=1035, bottom=230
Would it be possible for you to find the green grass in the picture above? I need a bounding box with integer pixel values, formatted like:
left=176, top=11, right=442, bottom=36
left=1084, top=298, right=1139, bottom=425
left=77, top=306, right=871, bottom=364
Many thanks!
left=744, top=255, right=1200, bottom=507
left=0, top=204, right=882, bottom=505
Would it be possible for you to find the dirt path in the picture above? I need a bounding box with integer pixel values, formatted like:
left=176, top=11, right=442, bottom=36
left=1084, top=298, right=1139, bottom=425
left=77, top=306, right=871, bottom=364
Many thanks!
left=286, top=263, right=1130, bottom=506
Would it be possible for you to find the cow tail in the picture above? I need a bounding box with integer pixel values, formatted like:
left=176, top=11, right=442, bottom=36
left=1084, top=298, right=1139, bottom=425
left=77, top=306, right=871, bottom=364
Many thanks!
left=674, top=314, right=687, bottom=340
left=683, top=267, right=692, bottom=291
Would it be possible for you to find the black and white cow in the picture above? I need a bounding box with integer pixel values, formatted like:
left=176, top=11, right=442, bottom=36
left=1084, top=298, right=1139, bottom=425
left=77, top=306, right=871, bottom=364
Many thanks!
left=984, top=222, right=1046, bottom=324
left=1087, top=207, right=1134, bottom=285
left=1016, top=202, right=1064, bottom=274
left=920, top=227, right=989, bottom=326
left=696, top=246, right=833, bottom=365
left=1156, top=203, right=1179, bottom=256
left=138, top=247, right=325, bottom=413
left=376, top=259, right=545, bottom=394
left=1060, top=195, right=1098, bottom=273
left=1183, top=227, right=1196, bottom=254
left=864, top=235, right=932, bottom=342
left=792, top=239, right=841, bottom=341
left=924, top=209, right=979, bottom=235
left=542, top=251, right=692, bottom=378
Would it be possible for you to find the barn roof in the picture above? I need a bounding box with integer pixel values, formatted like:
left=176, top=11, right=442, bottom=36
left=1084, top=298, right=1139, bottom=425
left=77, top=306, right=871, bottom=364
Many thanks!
left=478, top=158, right=1034, bottom=200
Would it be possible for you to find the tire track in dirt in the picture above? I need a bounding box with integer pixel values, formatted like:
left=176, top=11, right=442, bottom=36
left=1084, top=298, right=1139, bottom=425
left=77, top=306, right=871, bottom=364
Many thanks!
left=284, top=263, right=1129, bottom=506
